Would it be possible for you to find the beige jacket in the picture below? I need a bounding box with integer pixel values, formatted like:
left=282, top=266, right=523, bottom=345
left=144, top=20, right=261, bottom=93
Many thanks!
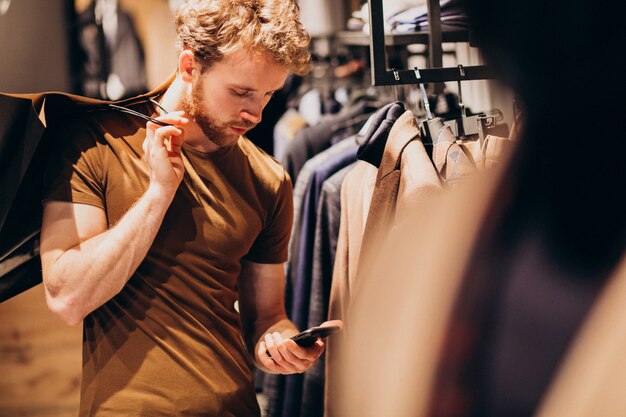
left=325, top=110, right=441, bottom=416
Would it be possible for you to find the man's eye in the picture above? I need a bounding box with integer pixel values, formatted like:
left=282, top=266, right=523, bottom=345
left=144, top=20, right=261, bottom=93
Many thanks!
left=232, top=90, right=248, bottom=97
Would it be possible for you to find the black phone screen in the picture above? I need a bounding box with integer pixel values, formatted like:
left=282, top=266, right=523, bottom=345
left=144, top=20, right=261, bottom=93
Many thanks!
left=290, top=325, right=341, bottom=347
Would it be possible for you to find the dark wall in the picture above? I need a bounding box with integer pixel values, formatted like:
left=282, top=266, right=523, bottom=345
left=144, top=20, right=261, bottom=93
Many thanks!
left=0, top=0, right=75, bottom=93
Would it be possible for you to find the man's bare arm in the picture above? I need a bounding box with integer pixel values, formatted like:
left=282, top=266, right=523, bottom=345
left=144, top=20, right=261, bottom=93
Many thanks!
left=41, top=113, right=187, bottom=325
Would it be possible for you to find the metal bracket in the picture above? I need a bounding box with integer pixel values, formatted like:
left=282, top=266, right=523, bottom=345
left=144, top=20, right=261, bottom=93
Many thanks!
left=367, top=0, right=496, bottom=86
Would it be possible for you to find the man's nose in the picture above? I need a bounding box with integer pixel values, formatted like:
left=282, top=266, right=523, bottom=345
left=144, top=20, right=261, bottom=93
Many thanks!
left=240, top=101, right=263, bottom=125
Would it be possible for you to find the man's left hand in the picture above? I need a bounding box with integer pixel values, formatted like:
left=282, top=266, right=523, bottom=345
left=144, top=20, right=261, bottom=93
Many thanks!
left=257, top=332, right=324, bottom=374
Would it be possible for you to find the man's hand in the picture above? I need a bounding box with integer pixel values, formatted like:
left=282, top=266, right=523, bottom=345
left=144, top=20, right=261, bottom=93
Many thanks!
left=257, top=332, right=325, bottom=374
left=239, top=262, right=340, bottom=374
left=142, top=111, right=189, bottom=197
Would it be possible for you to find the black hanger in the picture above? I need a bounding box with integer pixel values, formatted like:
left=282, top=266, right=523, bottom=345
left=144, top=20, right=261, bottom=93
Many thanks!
left=416, top=64, right=497, bottom=147
left=107, top=104, right=172, bottom=126
left=88, top=98, right=173, bottom=127
left=414, top=65, right=444, bottom=153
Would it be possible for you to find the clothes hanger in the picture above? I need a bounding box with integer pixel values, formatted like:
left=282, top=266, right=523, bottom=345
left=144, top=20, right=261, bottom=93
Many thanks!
left=414, top=66, right=444, bottom=151
left=106, top=104, right=173, bottom=126
left=88, top=98, right=173, bottom=127
left=416, top=68, right=433, bottom=120
left=416, top=64, right=498, bottom=147
left=447, top=65, right=487, bottom=143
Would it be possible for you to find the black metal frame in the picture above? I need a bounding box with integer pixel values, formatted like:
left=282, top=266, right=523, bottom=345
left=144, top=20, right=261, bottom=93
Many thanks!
left=367, top=0, right=496, bottom=86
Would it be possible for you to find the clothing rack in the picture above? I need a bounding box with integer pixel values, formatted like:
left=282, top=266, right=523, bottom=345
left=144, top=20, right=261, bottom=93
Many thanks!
left=367, top=0, right=496, bottom=87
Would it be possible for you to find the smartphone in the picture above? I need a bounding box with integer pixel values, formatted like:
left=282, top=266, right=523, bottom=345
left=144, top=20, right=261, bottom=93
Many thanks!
left=290, top=324, right=342, bottom=347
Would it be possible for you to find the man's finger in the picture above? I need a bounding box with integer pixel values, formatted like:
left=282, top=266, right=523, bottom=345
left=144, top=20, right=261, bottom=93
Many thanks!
left=264, top=333, right=281, bottom=363
left=258, top=341, right=275, bottom=368
left=265, top=333, right=299, bottom=373
left=155, top=111, right=187, bottom=121
left=168, top=135, right=185, bottom=154
left=282, top=339, right=311, bottom=361
left=154, top=126, right=182, bottom=146
left=277, top=342, right=313, bottom=373
left=258, top=340, right=291, bottom=374
left=277, top=340, right=303, bottom=363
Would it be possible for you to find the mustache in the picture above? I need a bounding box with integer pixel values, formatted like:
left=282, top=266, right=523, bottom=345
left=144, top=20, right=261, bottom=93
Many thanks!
left=231, top=120, right=256, bottom=129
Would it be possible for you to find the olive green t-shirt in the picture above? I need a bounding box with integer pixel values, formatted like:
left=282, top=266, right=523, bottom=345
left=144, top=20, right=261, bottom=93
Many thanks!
left=44, top=101, right=293, bottom=416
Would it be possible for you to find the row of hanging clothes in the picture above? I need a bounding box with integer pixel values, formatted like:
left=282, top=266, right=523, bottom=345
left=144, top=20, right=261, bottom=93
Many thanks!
left=257, top=56, right=517, bottom=416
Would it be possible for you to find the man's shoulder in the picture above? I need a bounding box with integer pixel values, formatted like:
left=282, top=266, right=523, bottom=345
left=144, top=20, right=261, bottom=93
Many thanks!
left=50, top=104, right=147, bottom=149
left=45, top=111, right=104, bottom=152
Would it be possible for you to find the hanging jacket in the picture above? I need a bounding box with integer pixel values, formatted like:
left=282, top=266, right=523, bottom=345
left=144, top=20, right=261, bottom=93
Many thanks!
left=0, top=74, right=174, bottom=302
left=77, top=0, right=147, bottom=100
left=325, top=108, right=443, bottom=417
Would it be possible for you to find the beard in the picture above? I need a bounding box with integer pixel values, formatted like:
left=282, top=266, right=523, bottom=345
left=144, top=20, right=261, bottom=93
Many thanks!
left=182, top=83, right=256, bottom=148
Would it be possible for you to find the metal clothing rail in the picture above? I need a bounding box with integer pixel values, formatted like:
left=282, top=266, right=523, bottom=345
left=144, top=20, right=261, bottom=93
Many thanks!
left=366, top=0, right=496, bottom=86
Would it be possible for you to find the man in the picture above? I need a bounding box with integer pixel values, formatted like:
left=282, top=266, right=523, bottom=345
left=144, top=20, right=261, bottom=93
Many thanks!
left=40, top=1, right=331, bottom=415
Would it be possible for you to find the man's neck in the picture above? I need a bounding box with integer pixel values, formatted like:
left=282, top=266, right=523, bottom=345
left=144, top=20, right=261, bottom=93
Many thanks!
left=157, top=76, right=220, bottom=153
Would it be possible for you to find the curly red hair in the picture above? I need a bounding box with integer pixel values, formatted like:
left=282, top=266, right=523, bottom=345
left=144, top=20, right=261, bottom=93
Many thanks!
left=175, top=0, right=311, bottom=75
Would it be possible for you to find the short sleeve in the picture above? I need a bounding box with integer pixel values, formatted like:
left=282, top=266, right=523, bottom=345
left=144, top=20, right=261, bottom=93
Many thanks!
left=244, top=170, right=294, bottom=264
left=43, top=119, right=106, bottom=210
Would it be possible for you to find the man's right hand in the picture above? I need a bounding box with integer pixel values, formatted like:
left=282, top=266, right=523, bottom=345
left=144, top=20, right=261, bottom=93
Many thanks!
left=142, top=111, right=189, bottom=197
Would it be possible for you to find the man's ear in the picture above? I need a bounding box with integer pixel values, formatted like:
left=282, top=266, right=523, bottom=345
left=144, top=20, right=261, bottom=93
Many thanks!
left=178, top=49, right=195, bottom=82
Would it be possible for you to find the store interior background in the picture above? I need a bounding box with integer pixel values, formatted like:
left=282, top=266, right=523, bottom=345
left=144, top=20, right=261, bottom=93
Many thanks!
left=0, top=0, right=512, bottom=416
